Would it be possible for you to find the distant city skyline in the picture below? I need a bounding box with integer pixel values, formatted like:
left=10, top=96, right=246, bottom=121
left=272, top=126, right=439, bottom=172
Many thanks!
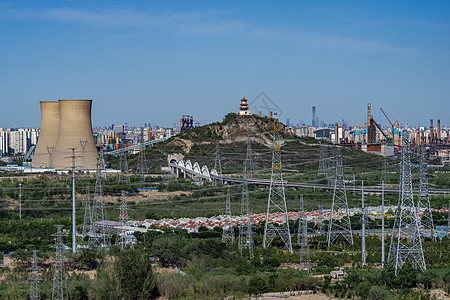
left=1, top=1, right=449, bottom=128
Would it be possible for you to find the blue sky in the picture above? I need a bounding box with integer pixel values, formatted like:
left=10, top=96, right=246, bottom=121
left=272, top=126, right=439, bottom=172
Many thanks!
left=1, top=1, right=449, bottom=128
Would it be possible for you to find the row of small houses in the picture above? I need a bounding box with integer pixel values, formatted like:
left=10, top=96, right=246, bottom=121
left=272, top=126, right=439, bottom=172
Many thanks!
left=101, top=206, right=448, bottom=236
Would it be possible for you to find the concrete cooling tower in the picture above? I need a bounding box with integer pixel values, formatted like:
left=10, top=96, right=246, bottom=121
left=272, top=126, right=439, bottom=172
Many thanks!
left=32, top=101, right=60, bottom=168
left=32, top=100, right=98, bottom=170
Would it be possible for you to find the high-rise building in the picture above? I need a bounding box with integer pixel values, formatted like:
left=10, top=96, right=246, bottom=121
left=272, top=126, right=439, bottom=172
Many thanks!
left=312, top=106, right=319, bottom=127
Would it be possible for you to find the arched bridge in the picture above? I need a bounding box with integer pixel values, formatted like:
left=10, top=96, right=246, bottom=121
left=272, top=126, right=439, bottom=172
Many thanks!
left=168, top=155, right=450, bottom=195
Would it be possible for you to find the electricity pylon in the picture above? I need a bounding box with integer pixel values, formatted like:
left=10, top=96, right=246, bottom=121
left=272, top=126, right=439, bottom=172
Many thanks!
left=118, top=194, right=133, bottom=249
left=361, top=181, right=366, bottom=266
left=82, top=183, right=91, bottom=237
left=99, top=148, right=107, bottom=179
left=263, top=113, right=292, bottom=253
left=417, top=145, right=436, bottom=241
left=28, top=250, right=43, bottom=300
left=317, top=145, right=328, bottom=177
left=238, top=129, right=254, bottom=257
left=136, top=129, right=147, bottom=183
left=388, top=133, right=426, bottom=274
left=298, top=195, right=310, bottom=272
left=52, top=225, right=68, bottom=300
left=79, top=140, right=87, bottom=173
left=383, top=157, right=389, bottom=184
left=89, top=158, right=110, bottom=248
left=327, top=146, right=353, bottom=246
left=213, top=143, right=223, bottom=185
left=325, top=147, right=335, bottom=186
left=117, top=151, right=130, bottom=184
left=222, top=187, right=235, bottom=243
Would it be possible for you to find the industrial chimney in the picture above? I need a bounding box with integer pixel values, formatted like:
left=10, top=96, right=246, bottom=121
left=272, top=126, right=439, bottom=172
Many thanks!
left=52, top=100, right=98, bottom=170
left=430, top=119, right=434, bottom=144
left=438, top=119, right=441, bottom=143
left=335, top=122, right=339, bottom=144
left=32, top=101, right=60, bottom=168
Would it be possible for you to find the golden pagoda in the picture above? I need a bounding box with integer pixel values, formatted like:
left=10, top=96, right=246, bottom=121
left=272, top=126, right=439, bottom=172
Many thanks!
left=238, top=97, right=252, bottom=116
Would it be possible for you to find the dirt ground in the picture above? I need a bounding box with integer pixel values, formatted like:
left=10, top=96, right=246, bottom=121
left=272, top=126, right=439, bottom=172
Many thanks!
left=257, top=293, right=333, bottom=300
left=102, top=190, right=193, bottom=204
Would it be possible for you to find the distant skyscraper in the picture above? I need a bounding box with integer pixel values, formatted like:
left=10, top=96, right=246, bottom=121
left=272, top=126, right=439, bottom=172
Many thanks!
left=286, top=118, right=290, bottom=126
left=312, top=106, right=316, bottom=127
left=312, top=106, right=320, bottom=128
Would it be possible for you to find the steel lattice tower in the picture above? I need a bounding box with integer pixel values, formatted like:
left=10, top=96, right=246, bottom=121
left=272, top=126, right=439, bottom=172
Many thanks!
left=361, top=181, right=366, bottom=266
left=82, top=183, right=91, bottom=237
left=297, top=195, right=310, bottom=272
left=89, top=158, right=110, bottom=247
left=388, top=133, right=426, bottom=274
left=245, top=128, right=255, bottom=178
left=28, top=250, right=43, bottom=300
left=118, top=194, right=133, bottom=249
left=99, top=148, right=107, bottom=179
left=317, top=145, right=328, bottom=177
left=222, top=187, right=235, bottom=243
left=136, top=129, right=147, bottom=183
left=79, top=140, right=87, bottom=173
left=213, top=143, right=223, bottom=185
left=318, top=205, right=325, bottom=235
left=117, top=151, right=130, bottom=184
left=327, top=146, right=353, bottom=246
left=417, top=145, right=436, bottom=241
left=383, top=157, right=389, bottom=184
left=325, top=147, right=335, bottom=186
left=447, top=200, right=450, bottom=238
left=52, top=225, right=68, bottom=300
left=238, top=130, right=254, bottom=257
left=263, top=114, right=293, bottom=253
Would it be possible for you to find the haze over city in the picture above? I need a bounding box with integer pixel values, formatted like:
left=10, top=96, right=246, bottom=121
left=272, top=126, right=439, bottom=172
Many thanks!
left=1, top=1, right=449, bottom=128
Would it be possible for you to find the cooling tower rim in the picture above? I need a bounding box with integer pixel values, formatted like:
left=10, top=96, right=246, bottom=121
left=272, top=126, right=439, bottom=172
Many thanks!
left=58, top=99, right=93, bottom=102
left=39, top=100, right=59, bottom=103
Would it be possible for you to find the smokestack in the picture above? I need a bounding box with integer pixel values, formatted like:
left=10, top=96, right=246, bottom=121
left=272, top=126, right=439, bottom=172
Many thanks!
left=438, top=119, right=441, bottom=142
left=335, top=122, right=339, bottom=144
left=53, top=100, right=98, bottom=170
left=32, top=101, right=60, bottom=167
left=270, top=111, right=273, bottom=119
left=430, top=119, right=434, bottom=144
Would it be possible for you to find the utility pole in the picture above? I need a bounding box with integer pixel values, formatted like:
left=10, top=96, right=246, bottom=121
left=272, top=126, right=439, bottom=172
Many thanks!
left=298, top=195, right=310, bottom=272
left=222, top=187, right=235, bottom=243
left=19, top=183, right=22, bottom=221
left=381, top=180, right=385, bottom=268
left=361, top=180, right=366, bottom=266
left=327, top=146, right=353, bottom=246
left=52, top=225, right=68, bottom=300
left=28, top=250, right=43, bottom=300
left=263, top=112, right=292, bottom=253
left=70, top=148, right=76, bottom=254
left=388, top=133, right=426, bottom=274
